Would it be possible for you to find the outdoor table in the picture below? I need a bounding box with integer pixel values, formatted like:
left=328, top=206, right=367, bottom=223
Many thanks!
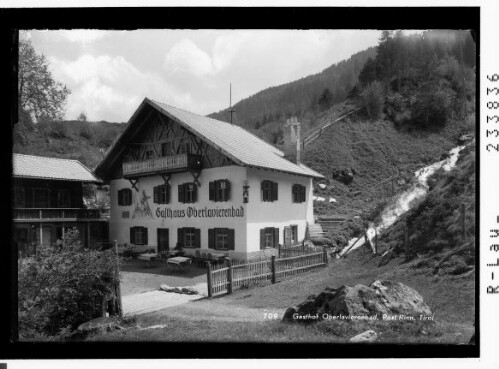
left=166, top=256, right=191, bottom=270
left=137, top=253, right=158, bottom=267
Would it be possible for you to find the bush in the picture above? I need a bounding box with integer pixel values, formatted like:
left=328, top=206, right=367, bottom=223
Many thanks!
left=18, top=228, right=120, bottom=339
left=79, top=122, right=94, bottom=140
left=360, top=81, right=384, bottom=120
left=46, top=120, right=68, bottom=138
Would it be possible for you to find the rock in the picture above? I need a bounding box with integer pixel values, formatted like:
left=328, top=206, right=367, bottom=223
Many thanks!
left=458, top=133, right=474, bottom=145
left=329, top=197, right=337, bottom=203
left=160, top=284, right=170, bottom=291
left=283, top=280, right=432, bottom=323
left=77, top=316, right=121, bottom=334
left=440, top=152, right=451, bottom=161
left=349, top=330, right=377, bottom=343
left=318, top=183, right=326, bottom=189
left=316, top=197, right=326, bottom=202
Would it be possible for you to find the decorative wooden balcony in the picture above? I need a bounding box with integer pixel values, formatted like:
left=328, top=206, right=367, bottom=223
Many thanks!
left=13, top=208, right=104, bottom=222
left=122, top=154, right=202, bottom=178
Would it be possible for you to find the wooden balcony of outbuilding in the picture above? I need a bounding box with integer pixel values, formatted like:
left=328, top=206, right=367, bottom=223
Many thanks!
left=122, top=154, right=202, bottom=178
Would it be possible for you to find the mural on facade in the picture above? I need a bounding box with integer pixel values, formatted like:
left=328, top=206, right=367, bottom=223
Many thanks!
left=132, top=189, right=154, bottom=219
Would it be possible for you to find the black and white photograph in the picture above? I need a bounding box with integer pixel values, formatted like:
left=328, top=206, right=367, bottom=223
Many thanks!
left=1, top=4, right=492, bottom=365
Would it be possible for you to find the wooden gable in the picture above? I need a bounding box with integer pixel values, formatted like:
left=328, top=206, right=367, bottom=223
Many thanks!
left=109, top=108, right=235, bottom=179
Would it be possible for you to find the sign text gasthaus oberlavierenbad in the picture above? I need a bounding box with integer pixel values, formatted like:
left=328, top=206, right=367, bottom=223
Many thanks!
left=156, top=206, right=244, bottom=219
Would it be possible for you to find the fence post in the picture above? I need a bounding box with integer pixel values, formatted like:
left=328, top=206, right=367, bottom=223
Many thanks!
left=206, top=261, right=213, bottom=299
left=461, top=203, right=467, bottom=242
left=113, top=240, right=123, bottom=317
left=226, top=257, right=233, bottom=294
left=323, top=247, right=328, bottom=266
left=271, top=255, right=276, bottom=284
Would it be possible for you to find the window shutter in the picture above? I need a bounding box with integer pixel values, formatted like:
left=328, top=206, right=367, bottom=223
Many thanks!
left=125, top=189, right=132, bottom=205
left=153, top=186, right=159, bottom=203
left=300, top=185, right=306, bottom=202
left=228, top=229, right=235, bottom=250
left=177, top=228, right=184, bottom=248
left=118, top=189, right=122, bottom=206
left=208, top=229, right=215, bottom=249
left=261, top=181, right=266, bottom=201
left=260, top=228, right=265, bottom=249
left=143, top=227, right=148, bottom=245
left=192, top=183, right=198, bottom=202
left=130, top=227, right=135, bottom=244
left=194, top=228, right=201, bottom=248
left=273, top=227, right=279, bottom=248
left=165, top=184, right=171, bottom=204
left=272, top=181, right=278, bottom=201
left=178, top=184, right=185, bottom=203
left=292, top=184, right=297, bottom=203
left=209, top=181, right=215, bottom=201
left=225, top=180, right=231, bottom=201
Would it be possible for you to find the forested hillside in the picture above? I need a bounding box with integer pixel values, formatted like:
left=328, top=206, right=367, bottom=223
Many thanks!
left=209, top=47, right=376, bottom=131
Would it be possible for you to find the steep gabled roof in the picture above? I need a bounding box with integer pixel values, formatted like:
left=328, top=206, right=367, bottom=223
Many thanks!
left=96, top=98, right=324, bottom=179
left=13, top=154, right=102, bottom=183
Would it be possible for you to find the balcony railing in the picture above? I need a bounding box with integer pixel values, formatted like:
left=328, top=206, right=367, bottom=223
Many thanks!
left=13, top=208, right=103, bottom=221
left=122, top=154, right=202, bottom=177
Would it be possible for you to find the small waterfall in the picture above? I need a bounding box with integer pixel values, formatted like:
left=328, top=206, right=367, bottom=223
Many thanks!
left=340, top=145, right=467, bottom=257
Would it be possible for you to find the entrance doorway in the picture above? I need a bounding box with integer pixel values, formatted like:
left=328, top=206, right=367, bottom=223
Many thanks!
left=157, top=228, right=169, bottom=253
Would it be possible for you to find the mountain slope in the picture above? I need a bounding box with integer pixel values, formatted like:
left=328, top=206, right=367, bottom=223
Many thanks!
left=209, top=47, right=376, bottom=129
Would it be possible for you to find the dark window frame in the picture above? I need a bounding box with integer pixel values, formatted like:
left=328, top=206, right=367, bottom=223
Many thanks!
left=179, top=182, right=197, bottom=203
left=261, top=180, right=278, bottom=202
left=118, top=188, right=133, bottom=206
left=260, top=227, right=279, bottom=249
left=33, top=187, right=50, bottom=208
left=153, top=184, right=170, bottom=204
left=292, top=184, right=306, bottom=203
left=130, top=226, right=148, bottom=245
left=57, top=189, right=70, bottom=208
left=14, top=187, right=25, bottom=207
left=209, top=179, right=231, bottom=202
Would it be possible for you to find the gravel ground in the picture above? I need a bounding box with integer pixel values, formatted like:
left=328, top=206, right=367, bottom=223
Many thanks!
left=120, top=260, right=207, bottom=296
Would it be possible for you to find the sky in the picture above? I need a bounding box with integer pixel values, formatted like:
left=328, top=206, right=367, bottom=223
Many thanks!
left=24, top=29, right=383, bottom=123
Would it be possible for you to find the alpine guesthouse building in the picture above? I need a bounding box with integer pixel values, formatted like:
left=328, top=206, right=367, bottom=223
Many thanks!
left=96, top=98, right=324, bottom=260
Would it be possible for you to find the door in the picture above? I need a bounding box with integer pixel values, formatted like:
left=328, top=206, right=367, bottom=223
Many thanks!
left=157, top=228, right=169, bottom=253
left=283, top=226, right=292, bottom=246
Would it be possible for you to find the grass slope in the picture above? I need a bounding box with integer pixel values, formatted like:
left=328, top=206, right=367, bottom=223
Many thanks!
left=301, top=112, right=472, bottom=218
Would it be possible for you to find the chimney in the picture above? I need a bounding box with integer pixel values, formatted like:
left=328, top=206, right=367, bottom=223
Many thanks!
left=285, top=117, right=301, bottom=165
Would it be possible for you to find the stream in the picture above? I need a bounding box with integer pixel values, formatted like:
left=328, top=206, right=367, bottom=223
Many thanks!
left=340, top=144, right=467, bottom=257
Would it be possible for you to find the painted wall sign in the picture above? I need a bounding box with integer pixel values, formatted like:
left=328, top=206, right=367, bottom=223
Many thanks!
left=156, top=205, right=244, bottom=219
left=132, top=190, right=154, bottom=219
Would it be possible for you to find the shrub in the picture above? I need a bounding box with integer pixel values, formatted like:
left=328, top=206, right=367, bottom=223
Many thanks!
left=46, top=120, right=68, bottom=138
left=18, top=228, right=120, bottom=339
left=360, top=81, right=384, bottom=120
left=79, top=121, right=94, bottom=140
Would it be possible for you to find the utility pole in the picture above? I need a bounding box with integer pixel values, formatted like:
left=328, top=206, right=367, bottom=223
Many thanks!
left=228, top=83, right=236, bottom=125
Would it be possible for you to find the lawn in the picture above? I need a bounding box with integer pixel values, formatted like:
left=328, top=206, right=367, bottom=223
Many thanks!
left=88, top=246, right=475, bottom=344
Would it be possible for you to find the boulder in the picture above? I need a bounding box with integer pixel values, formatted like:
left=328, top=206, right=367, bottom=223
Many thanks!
left=283, top=280, right=432, bottom=323
left=458, top=133, right=474, bottom=145
left=318, top=183, right=327, bottom=189
left=77, top=316, right=121, bottom=334
left=349, top=330, right=377, bottom=343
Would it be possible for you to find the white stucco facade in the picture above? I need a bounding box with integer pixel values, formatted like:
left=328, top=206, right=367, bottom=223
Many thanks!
left=109, top=165, right=315, bottom=260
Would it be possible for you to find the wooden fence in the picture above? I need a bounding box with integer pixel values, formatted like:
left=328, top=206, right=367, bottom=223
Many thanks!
left=278, top=242, right=324, bottom=258
left=206, top=249, right=328, bottom=297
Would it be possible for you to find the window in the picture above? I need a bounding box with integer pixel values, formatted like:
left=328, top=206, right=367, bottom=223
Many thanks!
left=57, top=189, right=70, bottom=207
left=209, top=179, right=231, bottom=202
left=153, top=184, right=170, bottom=204
left=14, top=187, right=25, bottom=207
left=179, top=142, right=191, bottom=155
left=177, top=227, right=200, bottom=248
left=145, top=149, right=154, bottom=160
left=292, top=184, right=306, bottom=203
left=261, top=180, right=278, bottom=202
left=260, top=227, right=279, bottom=249
left=34, top=188, right=50, bottom=208
left=208, top=228, right=235, bottom=250
left=118, top=188, right=132, bottom=206
left=130, top=226, right=148, bottom=245
left=178, top=183, right=197, bottom=203
left=161, top=142, right=172, bottom=156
